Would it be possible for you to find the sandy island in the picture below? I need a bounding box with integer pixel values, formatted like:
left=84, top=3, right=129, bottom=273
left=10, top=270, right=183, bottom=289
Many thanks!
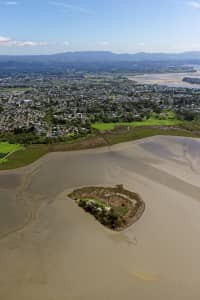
left=1, top=136, right=200, bottom=299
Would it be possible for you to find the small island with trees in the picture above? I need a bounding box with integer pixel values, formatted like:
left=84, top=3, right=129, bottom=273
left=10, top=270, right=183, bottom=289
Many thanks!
left=68, top=185, right=145, bottom=231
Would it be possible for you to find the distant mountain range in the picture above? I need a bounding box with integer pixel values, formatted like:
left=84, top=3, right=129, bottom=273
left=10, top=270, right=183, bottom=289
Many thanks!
left=1, top=51, right=200, bottom=74
left=1, top=51, right=200, bottom=63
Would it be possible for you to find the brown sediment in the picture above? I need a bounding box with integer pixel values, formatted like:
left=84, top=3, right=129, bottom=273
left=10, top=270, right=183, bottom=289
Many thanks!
left=2, top=136, right=200, bottom=299
left=68, top=185, right=145, bottom=231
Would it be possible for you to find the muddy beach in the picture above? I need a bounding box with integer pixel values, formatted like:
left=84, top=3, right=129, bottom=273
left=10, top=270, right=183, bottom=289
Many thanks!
left=1, top=136, right=200, bottom=299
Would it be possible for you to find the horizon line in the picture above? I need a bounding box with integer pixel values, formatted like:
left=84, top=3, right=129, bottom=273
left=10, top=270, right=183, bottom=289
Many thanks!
left=1, top=50, right=200, bottom=56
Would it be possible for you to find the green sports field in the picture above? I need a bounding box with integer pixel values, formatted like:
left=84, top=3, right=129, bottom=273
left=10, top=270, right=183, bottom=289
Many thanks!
left=92, top=119, right=181, bottom=131
left=0, top=142, right=24, bottom=163
left=0, top=142, right=23, bottom=153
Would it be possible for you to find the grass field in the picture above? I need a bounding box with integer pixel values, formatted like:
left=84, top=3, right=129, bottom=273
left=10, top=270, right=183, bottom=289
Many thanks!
left=0, top=142, right=23, bottom=154
left=102, top=126, right=196, bottom=145
left=0, top=142, right=24, bottom=164
left=92, top=119, right=182, bottom=131
left=0, top=144, right=48, bottom=169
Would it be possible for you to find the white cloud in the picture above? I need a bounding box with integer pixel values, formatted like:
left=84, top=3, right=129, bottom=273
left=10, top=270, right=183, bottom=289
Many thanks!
left=0, top=36, right=12, bottom=43
left=16, top=41, right=48, bottom=47
left=0, top=1, right=18, bottom=5
left=187, top=1, right=200, bottom=8
left=98, top=41, right=110, bottom=46
left=64, top=41, right=70, bottom=46
left=0, top=36, right=48, bottom=47
left=49, top=1, right=91, bottom=13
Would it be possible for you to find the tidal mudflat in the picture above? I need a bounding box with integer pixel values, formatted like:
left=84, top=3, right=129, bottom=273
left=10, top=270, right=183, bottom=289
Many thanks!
left=1, top=136, right=200, bottom=299
left=128, top=72, right=200, bottom=88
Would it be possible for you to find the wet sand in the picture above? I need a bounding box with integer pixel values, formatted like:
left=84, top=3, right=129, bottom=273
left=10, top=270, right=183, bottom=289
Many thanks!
left=1, top=136, right=200, bottom=299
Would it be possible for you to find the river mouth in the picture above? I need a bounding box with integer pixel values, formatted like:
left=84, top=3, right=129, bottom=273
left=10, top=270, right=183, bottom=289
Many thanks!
left=1, top=136, right=200, bottom=299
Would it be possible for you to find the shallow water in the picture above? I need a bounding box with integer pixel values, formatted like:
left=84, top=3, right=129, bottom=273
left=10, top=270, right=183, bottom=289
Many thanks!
left=1, top=136, right=200, bottom=299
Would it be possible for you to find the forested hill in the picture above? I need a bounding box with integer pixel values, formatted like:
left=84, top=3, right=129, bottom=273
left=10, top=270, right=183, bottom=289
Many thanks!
left=0, top=51, right=200, bottom=73
left=1, top=51, right=200, bottom=63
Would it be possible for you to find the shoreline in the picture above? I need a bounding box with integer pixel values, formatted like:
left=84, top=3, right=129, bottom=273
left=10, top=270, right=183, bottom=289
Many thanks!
left=0, top=123, right=199, bottom=171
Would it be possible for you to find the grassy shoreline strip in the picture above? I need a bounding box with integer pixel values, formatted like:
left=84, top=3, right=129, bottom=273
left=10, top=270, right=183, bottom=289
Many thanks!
left=0, top=125, right=199, bottom=170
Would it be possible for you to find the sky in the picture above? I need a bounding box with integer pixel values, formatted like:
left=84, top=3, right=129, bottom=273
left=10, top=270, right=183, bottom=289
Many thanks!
left=1, top=0, right=200, bottom=54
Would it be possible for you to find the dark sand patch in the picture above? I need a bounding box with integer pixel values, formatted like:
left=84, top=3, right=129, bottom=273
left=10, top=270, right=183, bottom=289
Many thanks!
left=0, top=190, right=29, bottom=238
left=0, top=173, right=21, bottom=189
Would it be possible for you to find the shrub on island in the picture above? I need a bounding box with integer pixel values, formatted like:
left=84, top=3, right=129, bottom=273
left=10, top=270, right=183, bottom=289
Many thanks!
left=78, top=198, right=121, bottom=229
